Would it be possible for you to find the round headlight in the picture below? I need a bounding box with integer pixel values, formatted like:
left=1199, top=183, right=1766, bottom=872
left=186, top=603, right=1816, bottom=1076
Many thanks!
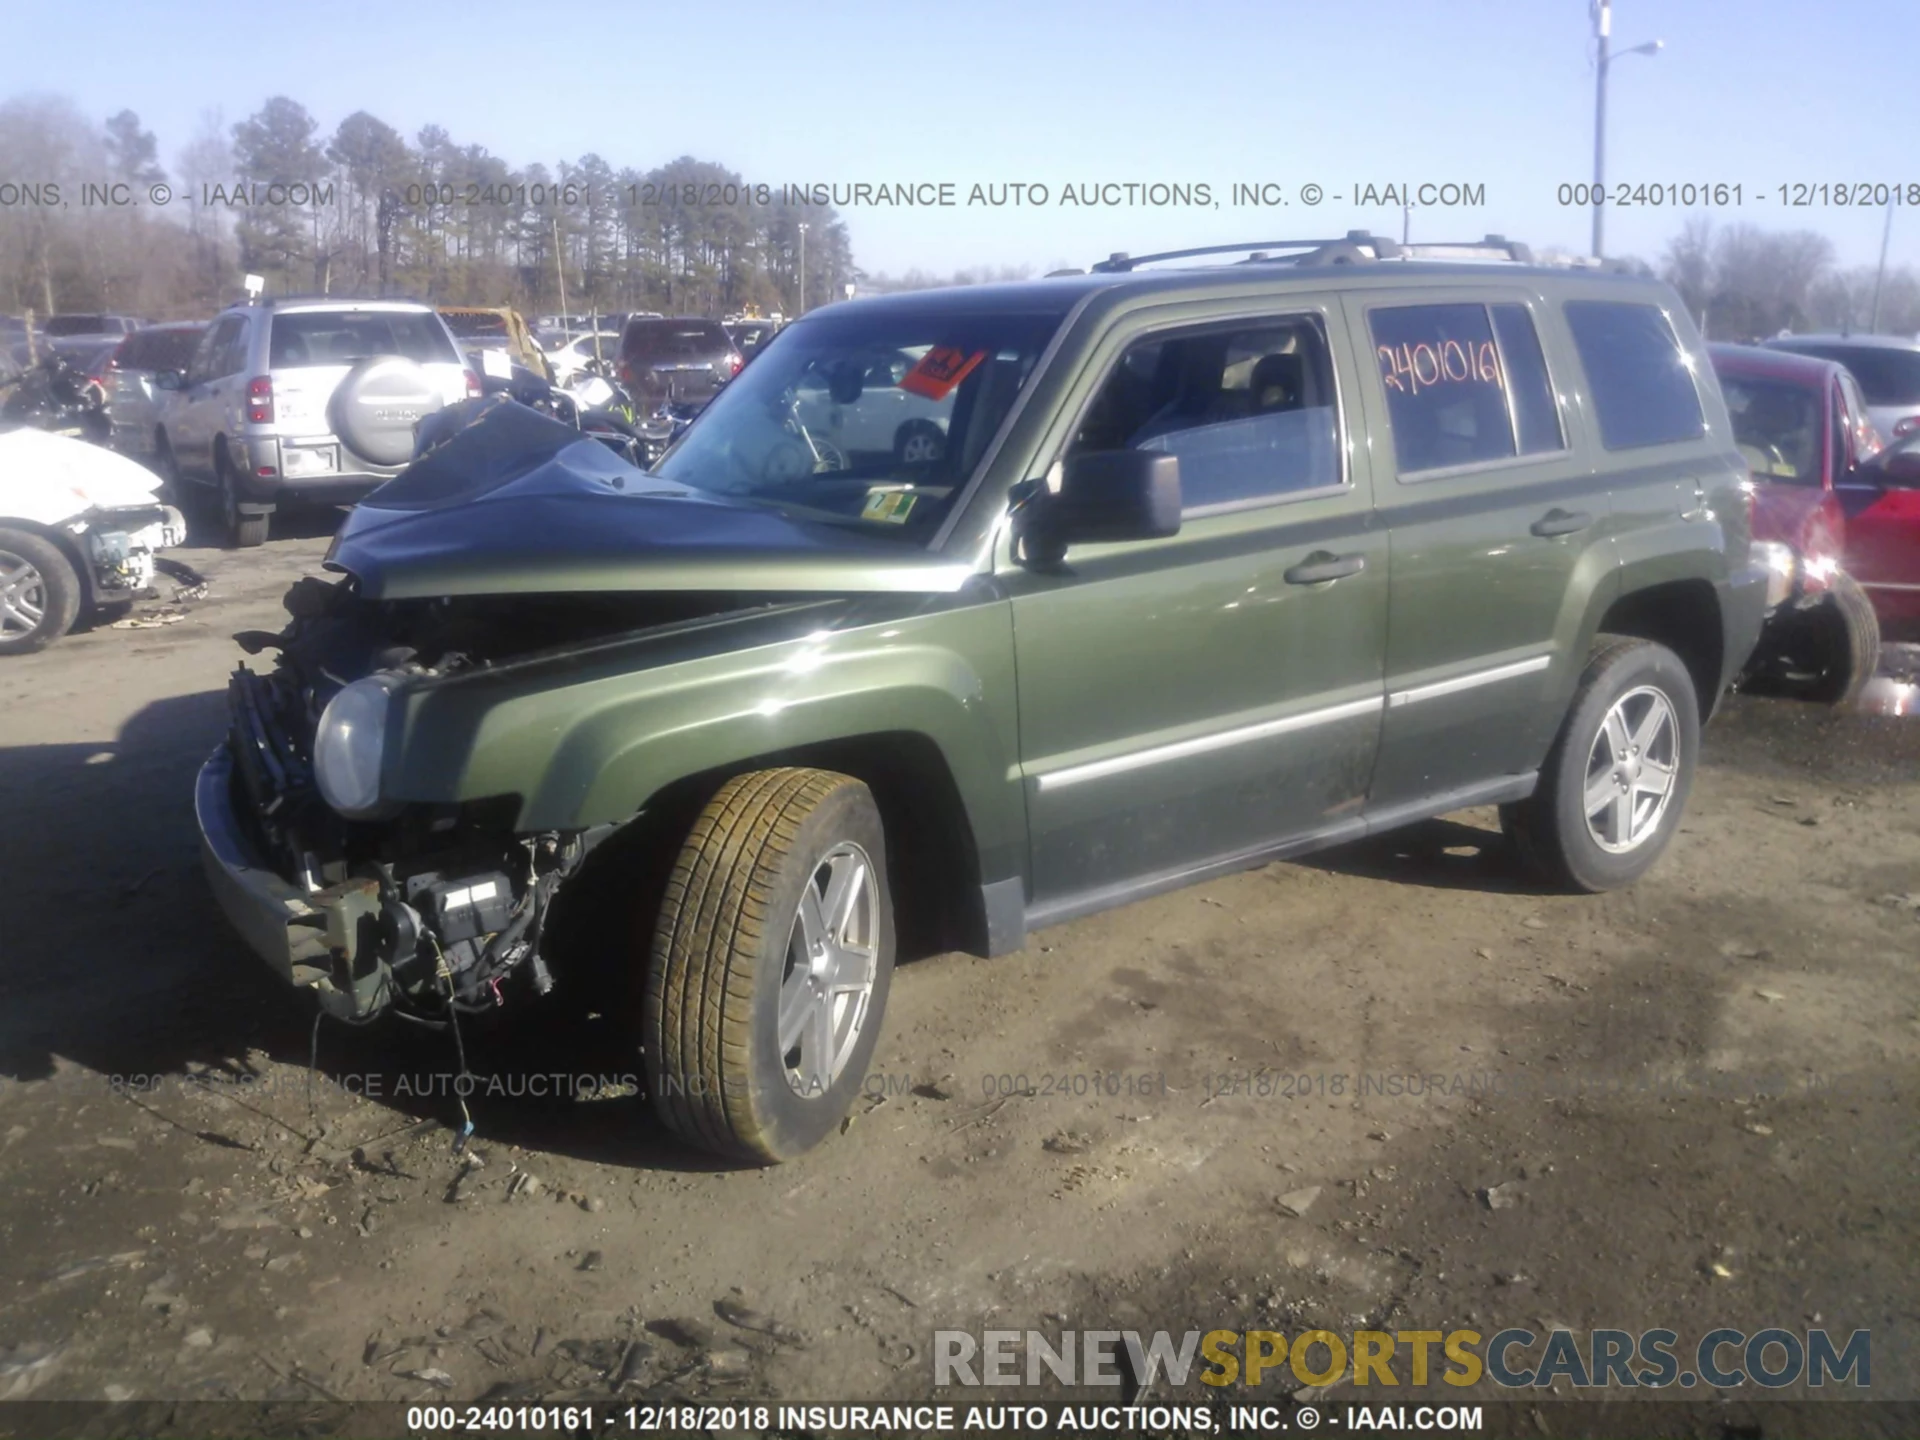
left=313, top=673, right=400, bottom=817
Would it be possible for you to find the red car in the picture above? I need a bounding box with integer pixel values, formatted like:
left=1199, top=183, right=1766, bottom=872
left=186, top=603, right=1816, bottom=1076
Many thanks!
left=1709, top=344, right=1920, bottom=699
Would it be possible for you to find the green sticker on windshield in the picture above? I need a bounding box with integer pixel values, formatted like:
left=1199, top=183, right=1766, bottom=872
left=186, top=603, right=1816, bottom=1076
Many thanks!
left=861, top=489, right=918, bottom=523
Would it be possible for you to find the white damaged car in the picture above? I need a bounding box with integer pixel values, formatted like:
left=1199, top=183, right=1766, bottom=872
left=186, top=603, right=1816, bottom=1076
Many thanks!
left=0, top=426, right=190, bottom=654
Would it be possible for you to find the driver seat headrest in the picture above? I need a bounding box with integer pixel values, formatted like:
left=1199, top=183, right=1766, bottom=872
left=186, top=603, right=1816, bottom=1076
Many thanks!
left=1251, top=352, right=1304, bottom=412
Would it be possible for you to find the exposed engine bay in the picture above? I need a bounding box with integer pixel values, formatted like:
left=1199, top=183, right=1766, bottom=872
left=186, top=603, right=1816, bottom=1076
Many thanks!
left=224, top=572, right=763, bottom=1023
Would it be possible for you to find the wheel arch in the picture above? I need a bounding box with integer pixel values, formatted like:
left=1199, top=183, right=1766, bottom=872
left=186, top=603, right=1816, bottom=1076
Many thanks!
left=1594, top=578, right=1724, bottom=722
left=538, top=730, right=997, bottom=1023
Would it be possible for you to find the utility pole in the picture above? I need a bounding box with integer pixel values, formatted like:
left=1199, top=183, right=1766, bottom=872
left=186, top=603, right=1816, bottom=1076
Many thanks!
left=1592, top=0, right=1609, bottom=259
left=797, top=222, right=810, bottom=315
left=552, top=216, right=570, bottom=332
left=1591, top=1, right=1662, bottom=259
left=1869, top=197, right=1895, bottom=332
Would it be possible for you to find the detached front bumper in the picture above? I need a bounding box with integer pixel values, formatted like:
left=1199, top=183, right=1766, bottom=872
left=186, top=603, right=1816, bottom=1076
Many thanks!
left=199, top=746, right=392, bottom=1020
left=195, top=745, right=330, bottom=983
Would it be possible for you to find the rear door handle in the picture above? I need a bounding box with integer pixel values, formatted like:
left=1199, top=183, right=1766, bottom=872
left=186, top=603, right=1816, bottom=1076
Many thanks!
left=1284, top=551, right=1367, bottom=585
left=1531, top=508, right=1593, bottom=538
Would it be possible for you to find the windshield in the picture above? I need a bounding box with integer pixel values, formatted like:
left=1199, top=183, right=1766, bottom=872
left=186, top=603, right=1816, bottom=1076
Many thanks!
left=1785, top=345, right=1920, bottom=406
left=1721, top=373, right=1822, bottom=483
left=653, top=307, right=1061, bottom=541
left=268, top=311, right=460, bottom=368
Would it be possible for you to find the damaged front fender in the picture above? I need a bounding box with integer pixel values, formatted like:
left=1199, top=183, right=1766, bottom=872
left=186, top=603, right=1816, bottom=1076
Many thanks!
left=383, top=588, right=1025, bottom=870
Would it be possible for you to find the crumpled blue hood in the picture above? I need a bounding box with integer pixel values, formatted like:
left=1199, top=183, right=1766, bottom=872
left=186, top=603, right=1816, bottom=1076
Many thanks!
left=324, top=398, right=974, bottom=601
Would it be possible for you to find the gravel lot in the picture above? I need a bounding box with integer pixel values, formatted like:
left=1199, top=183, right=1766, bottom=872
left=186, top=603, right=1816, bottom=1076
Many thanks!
left=1, top=517, right=1916, bottom=1431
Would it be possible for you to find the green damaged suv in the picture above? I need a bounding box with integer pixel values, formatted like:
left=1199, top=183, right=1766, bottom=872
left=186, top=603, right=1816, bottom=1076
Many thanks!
left=198, top=233, right=1770, bottom=1162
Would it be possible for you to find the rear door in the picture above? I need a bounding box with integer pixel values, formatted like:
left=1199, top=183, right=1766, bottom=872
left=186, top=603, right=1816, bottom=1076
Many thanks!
left=1005, top=301, right=1389, bottom=917
left=1346, top=288, right=1605, bottom=815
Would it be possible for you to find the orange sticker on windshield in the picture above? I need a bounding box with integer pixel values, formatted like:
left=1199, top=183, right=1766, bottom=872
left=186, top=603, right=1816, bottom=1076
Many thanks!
left=898, top=347, right=985, bottom=401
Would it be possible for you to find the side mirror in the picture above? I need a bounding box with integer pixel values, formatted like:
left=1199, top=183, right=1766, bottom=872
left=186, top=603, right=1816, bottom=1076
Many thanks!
left=1874, top=447, right=1920, bottom=487
left=1015, top=449, right=1181, bottom=565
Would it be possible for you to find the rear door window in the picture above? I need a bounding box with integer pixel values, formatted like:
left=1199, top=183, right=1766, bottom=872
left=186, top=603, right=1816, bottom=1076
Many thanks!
left=267, top=311, right=460, bottom=368
left=1369, top=303, right=1523, bottom=474
left=1564, top=301, right=1706, bottom=450
left=1069, top=314, right=1344, bottom=512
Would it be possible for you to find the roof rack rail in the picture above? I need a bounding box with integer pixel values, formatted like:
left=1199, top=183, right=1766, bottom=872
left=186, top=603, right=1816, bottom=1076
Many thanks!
left=1090, top=232, right=1544, bottom=272
left=1090, top=232, right=1404, bottom=272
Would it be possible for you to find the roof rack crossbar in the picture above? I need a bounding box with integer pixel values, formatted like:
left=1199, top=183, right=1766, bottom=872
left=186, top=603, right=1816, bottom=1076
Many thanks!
left=1393, top=235, right=1535, bottom=263
left=1090, top=232, right=1401, bottom=272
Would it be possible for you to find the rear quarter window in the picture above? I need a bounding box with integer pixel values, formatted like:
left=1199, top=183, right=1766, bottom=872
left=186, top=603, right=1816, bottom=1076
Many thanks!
left=1564, top=300, right=1706, bottom=450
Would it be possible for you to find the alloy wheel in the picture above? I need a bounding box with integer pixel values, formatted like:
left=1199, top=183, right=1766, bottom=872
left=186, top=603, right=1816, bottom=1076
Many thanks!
left=1582, top=685, right=1679, bottom=853
left=0, top=550, right=48, bottom=640
left=777, top=840, right=880, bottom=1098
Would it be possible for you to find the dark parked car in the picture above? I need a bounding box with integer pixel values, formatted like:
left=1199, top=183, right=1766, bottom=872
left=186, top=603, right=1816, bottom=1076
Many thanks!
left=42, top=313, right=140, bottom=339
left=616, top=316, right=741, bottom=410
left=107, top=321, right=207, bottom=464
left=199, top=233, right=1769, bottom=1163
left=1763, top=333, right=1920, bottom=443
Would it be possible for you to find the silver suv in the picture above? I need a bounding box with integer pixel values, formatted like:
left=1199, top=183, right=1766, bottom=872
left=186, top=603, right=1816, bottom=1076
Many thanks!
left=155, top=299, right=476, bottom=546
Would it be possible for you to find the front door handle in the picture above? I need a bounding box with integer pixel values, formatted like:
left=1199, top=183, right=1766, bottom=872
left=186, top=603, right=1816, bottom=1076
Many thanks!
left=1284, top=551, right=1367, bottom=585
left=1531, top=508, right=1593, bottom=538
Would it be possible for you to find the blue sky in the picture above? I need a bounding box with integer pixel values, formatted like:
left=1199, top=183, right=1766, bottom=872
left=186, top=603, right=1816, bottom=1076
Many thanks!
left=5, top=0, right=1915, bottom=278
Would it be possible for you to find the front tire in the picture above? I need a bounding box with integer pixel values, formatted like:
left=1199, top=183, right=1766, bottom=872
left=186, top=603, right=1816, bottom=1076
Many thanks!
left=1502, top=636, right=1700, bottom=893
left=643, top=768, right=894, bottom=1163
left=0, top=529, right=82, bottom=655
left=1779, top=574, right=1881, bottom=707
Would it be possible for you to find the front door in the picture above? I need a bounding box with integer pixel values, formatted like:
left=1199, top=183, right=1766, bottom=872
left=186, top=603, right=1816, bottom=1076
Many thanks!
left=1837, top=371, right=1920, bottom=629
left=1004, top=305, right=1387, bottom=918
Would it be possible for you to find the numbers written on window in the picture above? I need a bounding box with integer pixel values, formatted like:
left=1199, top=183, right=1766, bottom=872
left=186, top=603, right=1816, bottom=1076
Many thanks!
left=1369, top=302, right=1565, bottom=476
left=1071, top=315, right=1344, bottom=512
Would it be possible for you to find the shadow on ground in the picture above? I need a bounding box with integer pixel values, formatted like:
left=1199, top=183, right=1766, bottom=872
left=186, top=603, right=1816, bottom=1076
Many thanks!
left=0, top=690, right=731, bottom=1175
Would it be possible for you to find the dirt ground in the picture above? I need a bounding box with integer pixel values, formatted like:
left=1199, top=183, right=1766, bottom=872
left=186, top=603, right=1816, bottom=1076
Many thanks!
left=1, top=516, right=1916, bottom=1433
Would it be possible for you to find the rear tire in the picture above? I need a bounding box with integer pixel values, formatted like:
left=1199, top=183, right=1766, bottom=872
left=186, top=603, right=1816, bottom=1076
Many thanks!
left=217, top=447, right=269, bottom=548
left=893, top=419, right=945, bottom=465
left=643, top=768, right=894, bottom=1163
left=1502, top=635, right=1700, bottom=893
left=153, top=432, right=183, bottom=505
left=0, top=528, right=82, bottom=655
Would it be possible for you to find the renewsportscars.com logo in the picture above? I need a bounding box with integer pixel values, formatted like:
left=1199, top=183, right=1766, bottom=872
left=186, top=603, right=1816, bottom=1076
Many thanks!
left=933, top=1327, right=1871, bottom=1391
